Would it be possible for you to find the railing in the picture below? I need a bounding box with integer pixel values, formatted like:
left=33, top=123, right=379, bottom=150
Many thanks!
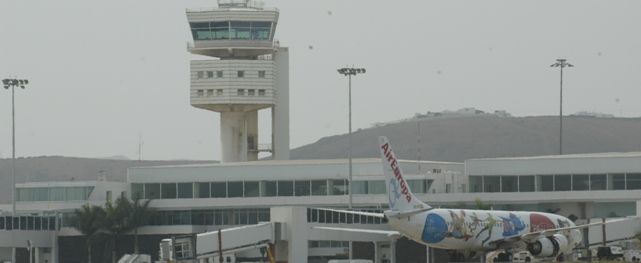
left=249, top=143, right=272, bottom=152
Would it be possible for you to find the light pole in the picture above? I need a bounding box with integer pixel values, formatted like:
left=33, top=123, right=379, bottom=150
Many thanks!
left=337, top=67, right=365, bottom=263
left=550, top=59, right=573, bottom=155
left=2, top=78, right=29, bottom=214
left=337, top=67, right=366, bottom=209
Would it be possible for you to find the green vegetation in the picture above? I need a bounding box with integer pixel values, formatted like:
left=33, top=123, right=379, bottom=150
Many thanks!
left=72, top=197, right=154, bottom=263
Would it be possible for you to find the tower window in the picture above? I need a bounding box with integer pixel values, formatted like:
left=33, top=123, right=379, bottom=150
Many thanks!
left=258, top=71, right=266, bottom=78
left=217, top=71, right=223, bottom=78
left=207, top=71, right=214, bottom=78
left=258, top=89, right=265, bottom=96
left=237, top=71, right=245, bottom=78
left=197, top=71, right=204, bottom=79
left=248, top=89, right=255, bottom=96
left=237, top=89, right=245, bottom=96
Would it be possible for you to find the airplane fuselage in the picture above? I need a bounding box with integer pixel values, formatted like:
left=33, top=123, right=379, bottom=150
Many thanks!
left=387, top=208, right=581, bottom=252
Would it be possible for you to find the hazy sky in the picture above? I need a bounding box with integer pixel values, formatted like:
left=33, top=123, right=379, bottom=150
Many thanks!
left=1, top=0, right=640, bottom=160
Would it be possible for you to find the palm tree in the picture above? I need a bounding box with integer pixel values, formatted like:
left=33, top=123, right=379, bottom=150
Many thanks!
left=104, top=197, right=134, bottom=263
left=73, top=204, right=107, bottom=263
left=129, top=198, right=154, bottom=254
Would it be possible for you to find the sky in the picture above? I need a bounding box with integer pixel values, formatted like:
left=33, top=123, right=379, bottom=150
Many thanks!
left=1, top=0, right=640, bottom=160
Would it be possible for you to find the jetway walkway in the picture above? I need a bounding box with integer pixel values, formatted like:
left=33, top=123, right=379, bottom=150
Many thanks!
left=586, top=216, right=641, bottom=246
left=160, top=222, right=280, bottom=262
left=196, top=222, right=280, bottom=261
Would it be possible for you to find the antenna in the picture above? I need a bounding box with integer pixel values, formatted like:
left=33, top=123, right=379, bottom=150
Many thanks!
left=417, top=119, right=422, bottom=175
left=138, top=134, right=144, bottom=162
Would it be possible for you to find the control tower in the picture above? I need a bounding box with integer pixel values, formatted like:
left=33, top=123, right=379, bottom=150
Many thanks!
left=186, top=0, right=289, bottom=162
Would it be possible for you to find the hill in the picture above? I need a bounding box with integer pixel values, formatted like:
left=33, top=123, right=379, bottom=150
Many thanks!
left=290, top=115, right=641, bottom=162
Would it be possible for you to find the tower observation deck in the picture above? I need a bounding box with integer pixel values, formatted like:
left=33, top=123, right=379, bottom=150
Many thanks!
left=186, top=0, right=289, bottom=162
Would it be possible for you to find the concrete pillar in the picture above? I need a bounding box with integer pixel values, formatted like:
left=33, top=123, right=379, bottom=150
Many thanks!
left=245, top=110, right=258, bottom=161
left=220, top=111, right=259, bottom=162
left=51, top=230, right=58, bottom=263
left=373, top=241, right=380, bottom=263
left=270, top=207, right=308, bottom=262
left=425, top=245, right=430, bottom=263
left=272, top=47, right=290, bottom=160
left=390, top=240, right=396, bottom=263
left=35, top=247, right=40, bottom=263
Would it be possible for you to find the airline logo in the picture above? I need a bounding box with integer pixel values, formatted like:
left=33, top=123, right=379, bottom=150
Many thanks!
left=388, top=178, right=402, bottom=207
left=381, top=142, right=412, bottom=202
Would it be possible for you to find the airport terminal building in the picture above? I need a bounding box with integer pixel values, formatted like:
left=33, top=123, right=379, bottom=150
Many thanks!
left=2, top=1, right=641, bottom=262
left=3, top=152, right=641, bottom=262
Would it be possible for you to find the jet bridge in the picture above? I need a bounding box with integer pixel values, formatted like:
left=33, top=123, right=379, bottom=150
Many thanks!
left=196, top=222, right=281, bottom=260
left=160, top=222, right=281, bottom=262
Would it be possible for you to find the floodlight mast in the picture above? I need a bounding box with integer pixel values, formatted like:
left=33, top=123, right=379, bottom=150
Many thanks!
left=337, top=67, right=366, bottom=263
left=3, top=78, right=29, bottom=215
left=3, top=78, right=28, bottom=263
left=550, top=59, right=573, bottom=155
left=336, top=67, right=366, bottom=210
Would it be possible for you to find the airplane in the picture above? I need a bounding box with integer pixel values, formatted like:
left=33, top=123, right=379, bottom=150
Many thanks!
left=315, top=136, right=620, bottom=261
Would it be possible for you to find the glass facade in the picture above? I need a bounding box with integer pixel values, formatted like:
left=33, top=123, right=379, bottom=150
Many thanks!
left=484, top=176, right=500, bottom=193
left=470, top=173, right=641, bottom=193
left=190, top=21, right=273, bottom=41
left=590, top=174, right=607, bottom=190
left=612, top=174, right=626, bottom=190
left=132, top=179, right=432, bottom=200
left=501, top=176, right=518, bottom=192
left=17, top=186, right=94, bottom=202
left=555, top=175, right=571, bottom=191
left=627, top=173, right=641, bottom=189
left=294, top=180, right=311, bottom=196
left=311, top=180, right=327, bottom=196
left=0, top=216, right=57, bottom=231
left=306, top=208, right=387, bottom=225
left=146, top=208, right=269, bottom=226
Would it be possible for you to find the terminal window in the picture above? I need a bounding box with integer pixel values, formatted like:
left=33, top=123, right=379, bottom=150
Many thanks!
left=258, top=70, right=266, bottom=78
left=612, top=174, right=626, bottom=190
left=590, top=174, right=607, bottom=190
left=211, top=182, right=227, bottom=198
left=237, top=70, right=245, bottom=77
left=237, top=89, right=245, bottom=96
left=207, top=71, right=214, bottom=78
left=295, top=180, right=311, bottom=196
left=217, top=71, right=223, bottom=78
left=572, top=174, right=589, bottom=191
left=207, top=89, right=214, bottom=96
left=248, top=89, right=255, bottom=96
left=540, top=175, right=554, bottom=191
left=216, top=89, right=223, bottom=96
left=277, top=181, right=294, bottom=196
left=311, top=180, right=328, bottom=195
left=197, top=90, right=204, bottom=97
left=262, top=181, right=277, bottom=197
left=555, top=175, right=571, bottom=191
left=197, top=71, right=204, bottom=79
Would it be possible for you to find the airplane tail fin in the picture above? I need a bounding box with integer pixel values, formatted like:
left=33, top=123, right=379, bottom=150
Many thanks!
left=379, top=136, right=430, bottom=211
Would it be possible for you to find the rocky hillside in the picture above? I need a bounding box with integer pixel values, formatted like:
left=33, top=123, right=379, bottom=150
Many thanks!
left=290, top=115, right=641, bottom=162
